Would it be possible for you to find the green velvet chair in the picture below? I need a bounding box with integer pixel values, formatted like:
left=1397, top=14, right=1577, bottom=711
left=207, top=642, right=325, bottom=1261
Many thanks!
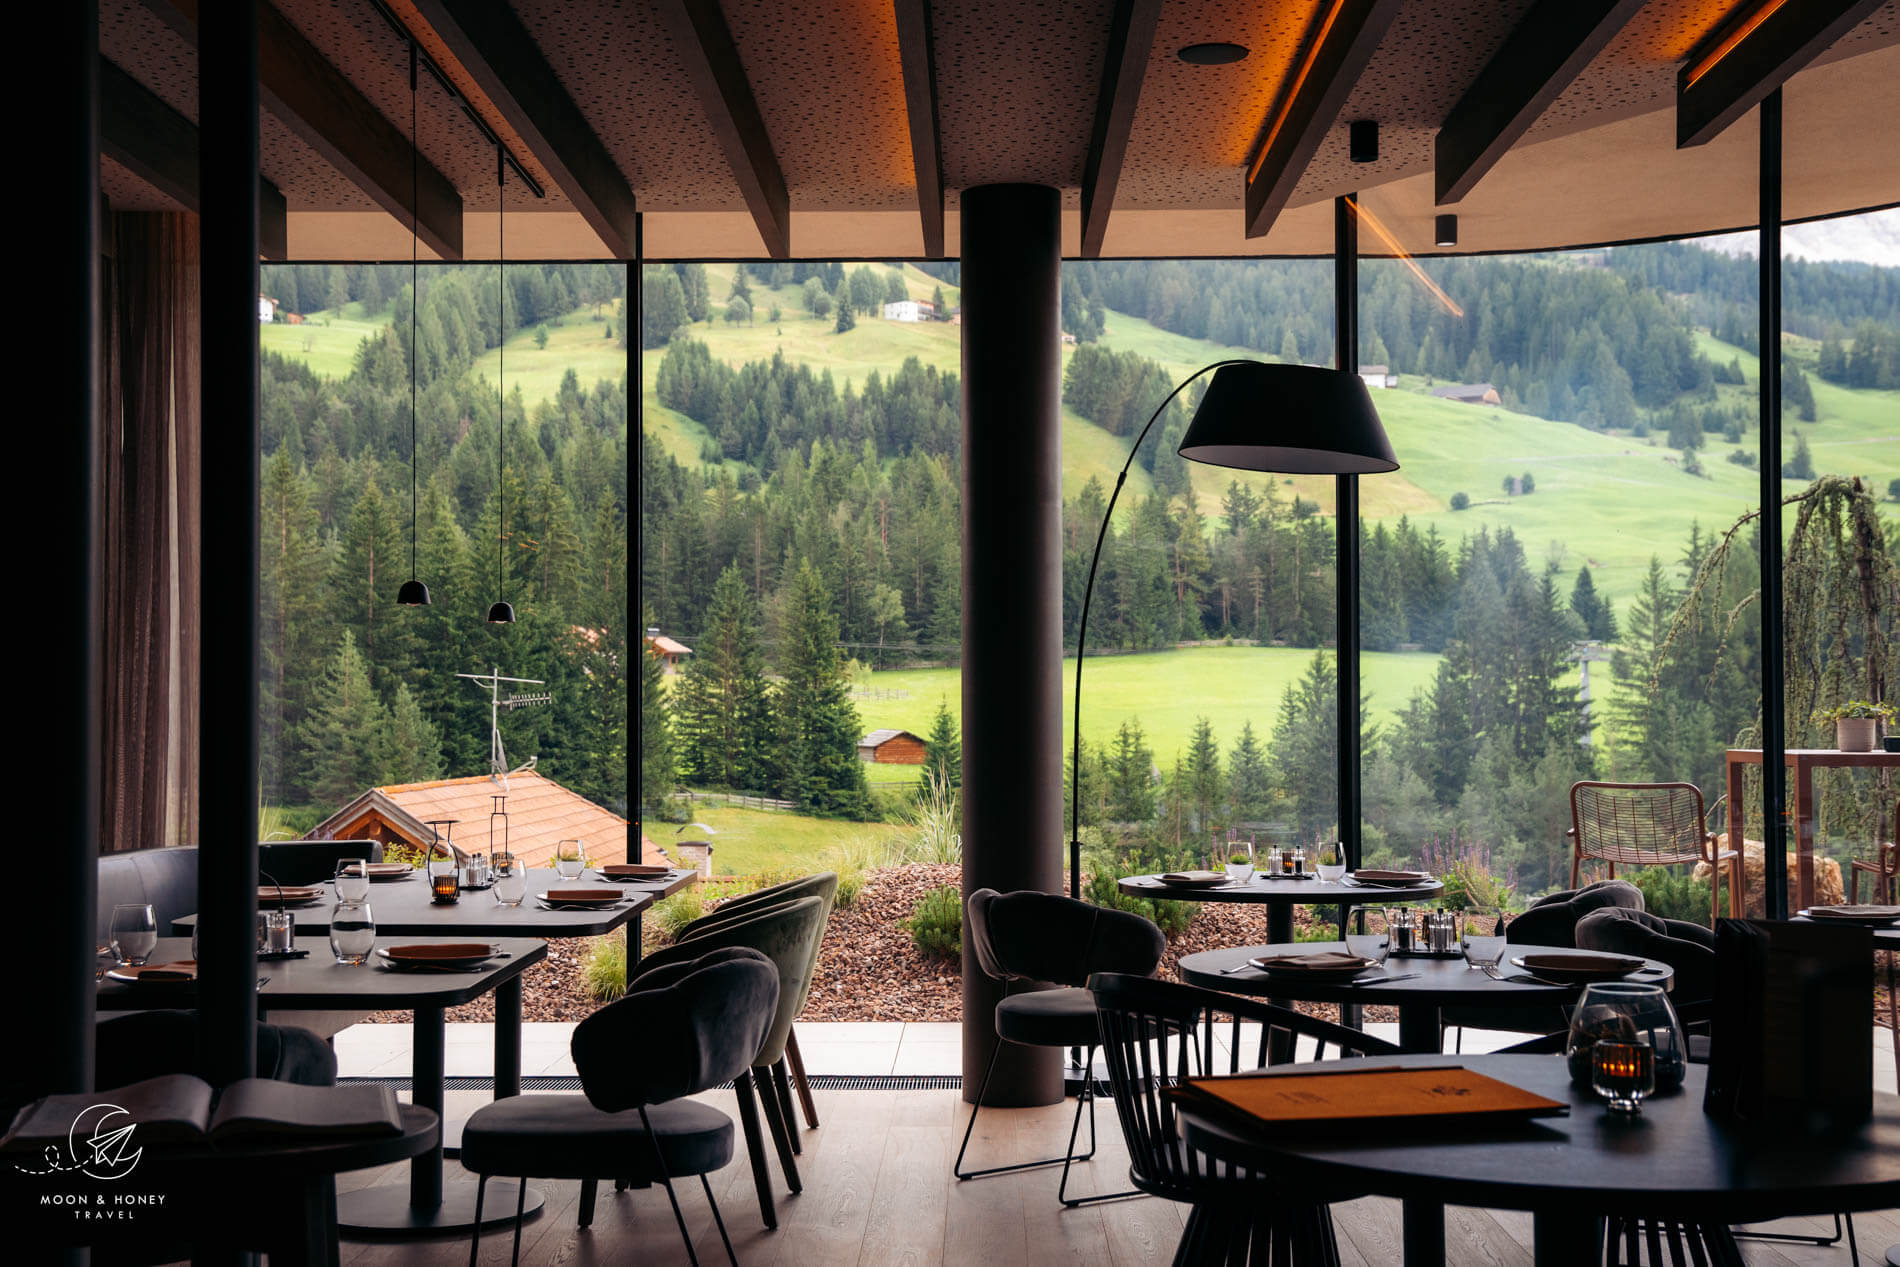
left=630, top=894, right=829, bottom=1231
left=677, top=871, right=838, bottom=1135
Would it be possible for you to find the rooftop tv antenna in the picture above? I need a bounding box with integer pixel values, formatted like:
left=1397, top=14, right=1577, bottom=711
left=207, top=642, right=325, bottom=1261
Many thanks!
left=457, top=665, right=551, bottom=785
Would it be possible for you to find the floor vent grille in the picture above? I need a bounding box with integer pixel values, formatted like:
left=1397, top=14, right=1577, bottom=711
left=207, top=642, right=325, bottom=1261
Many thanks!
left=341, top=1073, right=964, bottom=1093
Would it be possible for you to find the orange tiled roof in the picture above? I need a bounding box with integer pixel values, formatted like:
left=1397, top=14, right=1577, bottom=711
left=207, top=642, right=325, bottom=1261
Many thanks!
left=315, top=771, right=664, bottom=869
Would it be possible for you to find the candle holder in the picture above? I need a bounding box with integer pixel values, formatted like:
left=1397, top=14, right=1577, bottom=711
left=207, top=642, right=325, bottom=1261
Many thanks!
left=1566, top=981, right=1686, bottom=1098
left=1591, top=1040, right=1655, bottom=1114
left=427, top=819, right=461, bottom=905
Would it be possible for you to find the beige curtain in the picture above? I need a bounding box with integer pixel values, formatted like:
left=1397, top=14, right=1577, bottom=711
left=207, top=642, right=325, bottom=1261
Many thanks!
left=100, top=213, right=201, bottom=852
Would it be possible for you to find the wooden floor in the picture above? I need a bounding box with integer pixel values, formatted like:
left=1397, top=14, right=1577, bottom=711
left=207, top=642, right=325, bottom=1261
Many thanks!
left=326, top=1087, right=1900, bottom=1266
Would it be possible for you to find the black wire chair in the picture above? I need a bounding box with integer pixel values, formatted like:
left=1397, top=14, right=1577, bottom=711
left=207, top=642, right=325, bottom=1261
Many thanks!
left=1089, top=972, right=1403, bottom=1265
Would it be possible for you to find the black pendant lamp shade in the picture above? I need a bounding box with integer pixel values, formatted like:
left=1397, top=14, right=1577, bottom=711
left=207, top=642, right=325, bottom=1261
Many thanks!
left=487, top=599, right=515, bottom=623
left=1176, top=361, right=1397, bottom=474
left=399, top=578, right=431, bottom=605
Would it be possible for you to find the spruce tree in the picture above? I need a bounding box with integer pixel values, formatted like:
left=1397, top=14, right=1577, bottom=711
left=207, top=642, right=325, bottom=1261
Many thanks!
left=301, top=631, right=390, bottom=809
left=773, top=560, right=872, bottom=818
left=834, top=294, right=856, bottom=333
left=923, top=698, right=961, bottom=790
left=673, top=565, right=773, bottom=791
left=1227, top=722, right=1270, bottom=824
left=380, top=682, right=446, bottom=785
left=1185, top=717, right=1223, bottom=838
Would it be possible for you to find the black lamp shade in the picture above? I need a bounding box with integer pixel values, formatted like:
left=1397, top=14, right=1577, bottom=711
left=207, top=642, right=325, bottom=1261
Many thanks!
left=487, top=600, right=515, bottom=624
left=1176, top=361, right=1398, bottom=474
left=397, top=578, right=431, bottom=606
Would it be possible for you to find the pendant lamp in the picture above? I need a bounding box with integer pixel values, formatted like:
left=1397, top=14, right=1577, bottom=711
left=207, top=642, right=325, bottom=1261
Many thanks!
left=487, top=145, right=515, bottom=624
left=398, top=41, right=430, bottom=606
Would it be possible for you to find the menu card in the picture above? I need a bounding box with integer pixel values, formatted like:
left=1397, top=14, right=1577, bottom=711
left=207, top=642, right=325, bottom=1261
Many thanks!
left=1704, top=919, right=1872, bottom=1129
left=1170, top=1065, right=1568, bottom=1134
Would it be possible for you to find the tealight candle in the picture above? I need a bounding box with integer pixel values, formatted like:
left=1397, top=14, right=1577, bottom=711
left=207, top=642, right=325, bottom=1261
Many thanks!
left=430, top=866, right=461, bottom=905
left=1591, top=1040, right=1655, bottom=1114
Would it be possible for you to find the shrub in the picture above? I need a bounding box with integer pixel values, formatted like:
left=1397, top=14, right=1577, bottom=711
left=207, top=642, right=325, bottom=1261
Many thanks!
left=835, top=868, right=864, bottom=908
left=1450, top=491, right=1470, bottom=511
left=1628, top=866, right=1711, bottom=927
left=1084, top=871, right=1195, bottom=938
left=1421, top=835, right=1516, bottom=912
left=905, top=885, right=962, bottom=959
left=892, top=767, right=962, bottom=865
left=581, top=931, right=628, bottom=1002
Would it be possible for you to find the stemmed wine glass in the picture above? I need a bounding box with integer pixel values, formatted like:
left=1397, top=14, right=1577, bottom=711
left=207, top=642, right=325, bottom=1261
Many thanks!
left=1462, top=907, right=1507, bottom=971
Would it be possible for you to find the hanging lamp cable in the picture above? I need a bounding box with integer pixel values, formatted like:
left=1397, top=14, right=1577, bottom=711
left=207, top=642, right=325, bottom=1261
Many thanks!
left=397, top=40, right=429, bottom=605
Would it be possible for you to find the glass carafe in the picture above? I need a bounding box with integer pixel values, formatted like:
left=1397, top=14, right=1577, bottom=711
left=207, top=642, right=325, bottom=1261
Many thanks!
left=1565, top=981, right=1685, bottom=1094
left=329, top=897, right=376, bottom=965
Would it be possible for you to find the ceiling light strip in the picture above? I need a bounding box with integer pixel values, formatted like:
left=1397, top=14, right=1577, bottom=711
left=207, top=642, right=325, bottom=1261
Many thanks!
left=1248, top=0, right=1348, bottom=185
left=1683, top=0, right=1793, bottom=89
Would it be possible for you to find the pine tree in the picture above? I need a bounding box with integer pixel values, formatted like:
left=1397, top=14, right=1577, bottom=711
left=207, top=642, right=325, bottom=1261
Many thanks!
left=379, top=682, right=446, bottom=784
left=641, top=267, right=688, bottom=347
left=773, top=560, right=872, bottom=818
left=1569, top=565, right=1617, bottom=641
left=834, top=294, right=856, bottom=333
left=333, top=475, right=404, bottom=685
left=301, top=631, right=390, bottom=809
left=1227, top=722, right=1270, bottom=824
left=930, top=284, right=946, bottom=317
left=673, top=564, right=773, bottom=791
left=676, top=263, right=710, bottom=322
left=923, top=698, right=961, bottom=790
left=1106, top=719, right=1156, bottom=824
left=1185, top=717, right=1222, bottom=837
left=260, top=448, right=328, bottom=802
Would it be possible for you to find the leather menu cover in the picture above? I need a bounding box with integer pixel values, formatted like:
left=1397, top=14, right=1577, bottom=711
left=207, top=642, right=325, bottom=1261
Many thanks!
left=1172, top=1066, right=1568, bottom=1134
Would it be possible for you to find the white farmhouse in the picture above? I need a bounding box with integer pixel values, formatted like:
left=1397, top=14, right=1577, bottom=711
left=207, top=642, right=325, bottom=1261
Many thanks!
left=881, top=299, right=935, bottom=322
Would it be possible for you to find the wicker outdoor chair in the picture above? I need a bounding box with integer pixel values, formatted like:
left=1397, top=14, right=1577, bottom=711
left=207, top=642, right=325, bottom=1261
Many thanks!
left=1568, top=781, right=1741, bottom=926
left=1847, top=797, right=1897, bottom=906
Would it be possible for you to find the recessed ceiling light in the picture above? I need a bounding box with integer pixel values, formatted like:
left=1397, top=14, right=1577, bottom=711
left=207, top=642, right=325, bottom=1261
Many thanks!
left=1178, top=43, right=1249, bottom=65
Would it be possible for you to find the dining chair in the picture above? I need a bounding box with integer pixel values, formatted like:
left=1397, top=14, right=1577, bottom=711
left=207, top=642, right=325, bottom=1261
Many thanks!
left=676, top=871, right=838, bottom=1134
left=256, top=838, right=385, bottom=887
left=954, top=888, right=1165, bottom=1207
left=1575, top=907, right=1716, bottom=1006
left=462, top=946, right=779, bottom=1267
left=630, top=894, right=829, bottom=1230
left=1847, top=797, right=1897, bottom=904
left=1089, top=971, right=1403, bottom=1265
left=1568, top=781, right=1740, bottom=925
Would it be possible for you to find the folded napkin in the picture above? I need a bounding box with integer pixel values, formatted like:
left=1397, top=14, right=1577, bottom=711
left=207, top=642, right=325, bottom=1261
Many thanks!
left=1247, top=951, right=1372, bottom=972
left=601, top=864, right=671, bottom=878
left=1159, top=870, right=1226, bottom=884
left=546, top=888, right=622, bottom=902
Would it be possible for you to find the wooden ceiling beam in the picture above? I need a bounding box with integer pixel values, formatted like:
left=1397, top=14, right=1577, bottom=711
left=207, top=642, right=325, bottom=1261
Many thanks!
left=1677, top=0, right=1884, bottom=148
left=1434, top=0, right=1645, bottom=206
left=1244, top=0, right=1402, bottom=240
left=139, top=0, right=462, bottom=259
left=654, top=0, right=790, bottom=259
left=892, top=0, right=944, bottom=258
left=403, top=0, right=638, bottom=260
left=1081, top=0, right=1162, bottom=259
left=99, top=56, right=287, bottom=258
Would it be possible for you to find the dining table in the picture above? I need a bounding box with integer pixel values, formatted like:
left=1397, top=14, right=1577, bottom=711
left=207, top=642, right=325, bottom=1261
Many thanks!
left=1118, top=871, right=1443, bottom=947
left=98, top=934, right=547, bottom=1238
left=1177, top=937, right=1674, bottom=1054
left=1176, top=1052, right=1900, bottom=1267
left=1724, top=747, right=1900, bottom=910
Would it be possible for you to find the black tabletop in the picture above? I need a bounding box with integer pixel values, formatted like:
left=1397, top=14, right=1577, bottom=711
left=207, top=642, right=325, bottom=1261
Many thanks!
left=1177, top=1053, right=1900, bottom=1220
left=1178, top=939, right=1674, bottom=1008
left=1119, top=873, right=1443, bottom=905
left=97, top=936, right=549, bottom=1011
left=171, top=867, right=693, bottom=938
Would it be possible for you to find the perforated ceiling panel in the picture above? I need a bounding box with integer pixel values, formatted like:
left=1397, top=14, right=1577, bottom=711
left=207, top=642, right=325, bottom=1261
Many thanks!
left=275, top=0, right=566, bottom=213
left=933, top=0, right=1120, bottom=206
left=1293, top=0, right=1538, bottom=205
left=1521, top=0, right=1900, bottom=145
left=1114, top=0, right=1324, bottom=210
left=510, top=0, right=746, bottom=210
left=723, top=0, right=915, bottom=211
left=101, top=154, right=187, bottom=213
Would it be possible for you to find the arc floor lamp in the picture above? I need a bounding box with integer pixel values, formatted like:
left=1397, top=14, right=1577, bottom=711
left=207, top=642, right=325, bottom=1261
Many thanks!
left=1068, top=359, right=1399, bottom=898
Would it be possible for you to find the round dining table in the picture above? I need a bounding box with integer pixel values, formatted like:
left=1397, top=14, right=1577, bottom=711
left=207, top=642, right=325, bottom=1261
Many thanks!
left=1118, top=872, right=1443, bottom=946
left=1177, top=937, right=1674, bottom=1053
left=1176, top=1052, right=1900, bottom=1266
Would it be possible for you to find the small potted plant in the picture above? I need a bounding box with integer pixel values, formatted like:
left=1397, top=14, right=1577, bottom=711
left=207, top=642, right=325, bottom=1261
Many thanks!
left=1810, top=700, right=1894, bottom=752
left=1315, top=841, right=1347, bottom=883
left=1225, top=849, right=1254, bottom=883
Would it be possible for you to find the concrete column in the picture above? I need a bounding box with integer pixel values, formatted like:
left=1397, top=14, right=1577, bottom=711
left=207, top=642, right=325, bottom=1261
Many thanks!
left=959, top=184, right=1064, bottom=1107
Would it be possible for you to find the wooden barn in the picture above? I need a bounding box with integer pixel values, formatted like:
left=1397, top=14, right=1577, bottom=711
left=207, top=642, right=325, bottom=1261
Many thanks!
left=858, top=728, right=927, bottom=764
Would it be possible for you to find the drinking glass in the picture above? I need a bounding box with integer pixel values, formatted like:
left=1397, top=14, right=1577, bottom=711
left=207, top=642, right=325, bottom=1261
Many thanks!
left=329, top=897, right=375, bottom=965
left=263, top=910, right=295, bottom=954
left=110, top=904, right=157, bottom=966
left=1462, top=911, right=1507, bottom=971
left=555, top=840, right=587, bottom=880
left=1566, top=981, right=1686, bottom=1095
left=334, top=858, right=371, bottom=902
left=492, top=852, right=527, bottom=907
left=1223, top=839, right=1254, bottom=883
left=1591, top=1041, right=1656, bottom=1114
